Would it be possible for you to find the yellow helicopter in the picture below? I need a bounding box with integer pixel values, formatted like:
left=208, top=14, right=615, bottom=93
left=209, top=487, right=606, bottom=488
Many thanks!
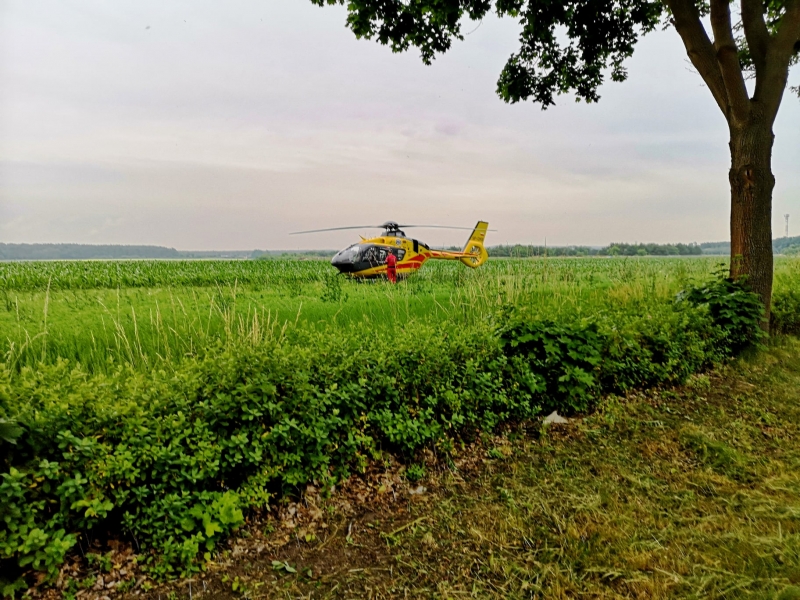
left=291, top=221, right=491, bottom=279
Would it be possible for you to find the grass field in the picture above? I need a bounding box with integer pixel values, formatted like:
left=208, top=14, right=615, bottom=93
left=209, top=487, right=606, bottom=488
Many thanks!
left=3, top=256, right=798, bottom=373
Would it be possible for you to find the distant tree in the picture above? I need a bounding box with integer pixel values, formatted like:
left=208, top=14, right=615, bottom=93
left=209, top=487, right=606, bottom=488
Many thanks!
left=599, top=242, right=702, bottom=255
left=773, top=234, right=800, bottom=252
left=313, top=0, right=800, bottom=323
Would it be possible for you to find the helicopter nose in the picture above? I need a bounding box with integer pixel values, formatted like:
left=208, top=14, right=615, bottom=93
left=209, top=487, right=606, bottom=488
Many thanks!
left=331, top=244, right=363, bottom=273
left=331, top=251, right=351, bottom=273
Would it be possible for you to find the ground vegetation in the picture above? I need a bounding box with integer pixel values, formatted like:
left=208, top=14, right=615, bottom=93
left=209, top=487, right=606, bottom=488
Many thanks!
left=138, top=337, right=799, bottom=600
left=1, top=257, right=799, bottom=595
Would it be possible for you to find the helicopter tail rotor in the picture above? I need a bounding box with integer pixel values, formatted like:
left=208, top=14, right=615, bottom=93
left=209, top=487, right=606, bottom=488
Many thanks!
left=459, top=221, right=490, bottom=268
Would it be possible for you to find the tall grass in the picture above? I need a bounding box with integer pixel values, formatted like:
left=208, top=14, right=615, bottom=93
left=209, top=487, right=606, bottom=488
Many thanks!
left=2, top=257, right=798, bottom=373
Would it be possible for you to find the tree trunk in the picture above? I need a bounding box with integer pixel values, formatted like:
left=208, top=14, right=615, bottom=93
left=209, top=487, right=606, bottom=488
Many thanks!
left=728, top=117, right=774, bottom=328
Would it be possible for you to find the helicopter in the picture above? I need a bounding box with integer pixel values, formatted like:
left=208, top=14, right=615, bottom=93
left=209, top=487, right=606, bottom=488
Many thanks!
left=290, top=221, right=492, bottom=279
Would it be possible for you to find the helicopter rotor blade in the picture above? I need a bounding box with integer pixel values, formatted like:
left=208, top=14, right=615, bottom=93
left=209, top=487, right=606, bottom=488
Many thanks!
left=398, top=225, right=498, bottom=232
left=289, top=225, right=381, bottom=235
left=290, top=223, right=497, bottom=235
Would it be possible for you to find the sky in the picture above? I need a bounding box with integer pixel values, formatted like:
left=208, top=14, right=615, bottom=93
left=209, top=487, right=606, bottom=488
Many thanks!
left=1, top=0, right=798, bottom=250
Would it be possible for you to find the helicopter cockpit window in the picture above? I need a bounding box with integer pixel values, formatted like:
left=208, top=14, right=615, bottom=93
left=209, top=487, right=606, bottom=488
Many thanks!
left=362, top=246, right=405, bottom=264
left=362, top=246, right=379, bottom=264
left=338, top=244, right=360, bottom=263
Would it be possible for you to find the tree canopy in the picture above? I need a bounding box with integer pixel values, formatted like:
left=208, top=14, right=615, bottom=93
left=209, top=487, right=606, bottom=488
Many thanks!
left=311, top=0, right=798, bottom=109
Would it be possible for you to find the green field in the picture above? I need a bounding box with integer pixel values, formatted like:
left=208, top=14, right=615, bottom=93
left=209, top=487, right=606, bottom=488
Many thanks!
left=4, top=256, right=799, bottom=373
left=1, top=256, right=800, bottom=593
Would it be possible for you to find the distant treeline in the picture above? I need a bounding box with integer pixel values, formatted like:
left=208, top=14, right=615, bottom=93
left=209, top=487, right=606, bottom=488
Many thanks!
left=487, top=242, right=702, bottom=257
left=3, top=239, right=799, bottom=261
left=486, top=245, right=596, bottom=257
left=700, top=236, right=800, bottom=255
left=253, top=250, right=336, bottom=259
left=0, top=244, right=255, bottom=260
left=0, top=244, right=182, bottom=260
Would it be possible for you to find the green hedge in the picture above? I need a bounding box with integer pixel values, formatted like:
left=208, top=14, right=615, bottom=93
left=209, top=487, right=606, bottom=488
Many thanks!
left=0, top=278, right=764, bottom=589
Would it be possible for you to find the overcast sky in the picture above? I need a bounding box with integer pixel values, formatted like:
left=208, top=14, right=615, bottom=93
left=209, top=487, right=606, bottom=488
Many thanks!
left=1, top=0, right=798, bottom=250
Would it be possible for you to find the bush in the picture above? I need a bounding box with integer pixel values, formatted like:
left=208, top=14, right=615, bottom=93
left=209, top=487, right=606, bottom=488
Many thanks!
left=499, top=274, right=764, bottom=413
left=0, top=325, right=532, bottom=582
left=499, top=319, right=603, bottom=413
left=681, top=276, right=765, bottom=352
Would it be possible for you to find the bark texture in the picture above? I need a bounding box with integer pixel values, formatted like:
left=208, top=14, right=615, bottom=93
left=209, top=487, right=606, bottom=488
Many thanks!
left=729, top=119, right=775, bottom=326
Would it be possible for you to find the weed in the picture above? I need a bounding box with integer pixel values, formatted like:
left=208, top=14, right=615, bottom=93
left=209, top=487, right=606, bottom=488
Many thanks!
left=405, top=464, right=426, bottom=482
left=320, top=272, right=346, bottom=303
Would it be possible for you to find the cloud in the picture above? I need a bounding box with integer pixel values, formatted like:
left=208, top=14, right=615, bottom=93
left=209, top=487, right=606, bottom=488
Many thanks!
left=1, top=0, right=798, bottom=249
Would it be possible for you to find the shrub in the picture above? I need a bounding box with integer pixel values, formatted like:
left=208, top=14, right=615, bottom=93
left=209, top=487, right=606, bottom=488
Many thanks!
left=681, top=276, right=765, bottom=353
left=0, top=325, right=530, bottom=581
left=499, top=319, right=603, bottom=413
left=500, top=274, right=765, bottom=413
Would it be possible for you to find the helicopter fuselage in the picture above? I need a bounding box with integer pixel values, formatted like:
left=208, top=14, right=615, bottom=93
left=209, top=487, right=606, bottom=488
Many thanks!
left=331, top=222, right=489, bottom=279
left=331, top=235, right=429, bottom=278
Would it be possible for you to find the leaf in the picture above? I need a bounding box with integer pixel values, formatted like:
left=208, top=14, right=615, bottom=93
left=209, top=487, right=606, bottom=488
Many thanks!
left=0, top=419, right=23, bottom=445
left=204, top=520, right=222, bottom=538
left=271, top=560, right=296, bottom=573
left=218, top=502, right=243, bottom=526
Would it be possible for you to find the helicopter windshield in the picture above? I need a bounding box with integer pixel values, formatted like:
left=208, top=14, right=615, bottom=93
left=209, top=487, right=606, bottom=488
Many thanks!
left=336, top=244, right=361, bottom=263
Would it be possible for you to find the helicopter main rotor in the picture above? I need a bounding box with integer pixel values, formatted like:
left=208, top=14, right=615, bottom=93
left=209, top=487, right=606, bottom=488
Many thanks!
left=290, top=222, right=492, bottom=236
